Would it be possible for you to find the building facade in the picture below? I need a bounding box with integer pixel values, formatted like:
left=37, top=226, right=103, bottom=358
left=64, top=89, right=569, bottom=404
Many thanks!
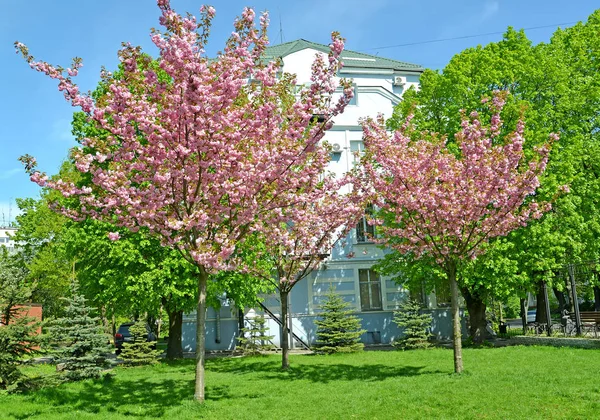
left=181, top=40, right=461, bottom=353
left=0, top=227, right=17, bottom=253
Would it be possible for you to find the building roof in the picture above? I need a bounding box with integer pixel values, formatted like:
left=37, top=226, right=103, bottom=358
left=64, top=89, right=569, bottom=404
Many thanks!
left=264, top=39, right=424, bottom=72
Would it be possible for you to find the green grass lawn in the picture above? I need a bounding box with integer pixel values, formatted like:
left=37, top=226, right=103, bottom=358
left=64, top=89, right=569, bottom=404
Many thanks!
left=1, top=346, right=599, bottom=419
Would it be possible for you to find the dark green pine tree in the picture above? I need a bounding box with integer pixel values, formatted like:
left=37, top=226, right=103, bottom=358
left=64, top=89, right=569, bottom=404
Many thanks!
left=315, top=288, right=365, bottom=354
left=237, top=315, right=275, bottom=355
left=0, top=252, right=40, bottom=391
left=119, top=320, right=162, bottom=366
left=392, top=299, right=432, bottom=350
left=48, top=280, right=112, bottom=380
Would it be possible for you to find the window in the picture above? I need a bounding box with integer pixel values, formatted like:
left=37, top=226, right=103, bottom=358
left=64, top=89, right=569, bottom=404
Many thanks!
left=359, top=268, right=382, bottom=311
left=350, top=140, right=364, bottom=164
left=356, top=204, right=375, bottom=243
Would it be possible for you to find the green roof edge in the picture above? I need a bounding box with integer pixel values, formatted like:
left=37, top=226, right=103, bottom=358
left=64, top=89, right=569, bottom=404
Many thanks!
left=264, top=39, right=425, bottom=72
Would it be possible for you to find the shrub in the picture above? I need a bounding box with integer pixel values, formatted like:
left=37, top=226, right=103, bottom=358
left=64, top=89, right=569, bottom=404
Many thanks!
left=392, top=299, right=432, bottom=350
left=0, top=313, right=40, bottom=392
left=47, top=281, right=112, bottom=381
left=0, top=253, right=40, bottom=392
left=315, top=288, right=365, bottom=354
left=237, top=315, right=275, bottom=355
left=119, top=320, right=162, bottom=366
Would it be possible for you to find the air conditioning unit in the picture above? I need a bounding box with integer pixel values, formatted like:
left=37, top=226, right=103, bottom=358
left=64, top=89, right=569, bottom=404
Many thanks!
left=331, top=143, right=342, bottom=153
left=393, top=76, right=406, bottom=87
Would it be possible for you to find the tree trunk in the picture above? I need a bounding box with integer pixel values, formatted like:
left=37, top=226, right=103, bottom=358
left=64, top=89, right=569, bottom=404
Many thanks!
left=519, top=297, right=528, bottom=333
left=238, top=308, right=245, bottom=339
left=594, top=286, right=600, bottom=312
left=166, top=309, right=183, bottom=360
left=552, top=287, right=567, bottom=315
left=535, top=281, right=548, bottom=324
left=461, top=287, right=487, bottom=343
left=157, top=304, right=163, bottom=340
left=280, top=290, right=290, bottom=370
left=194, top=267, right=208, bottom=403
left=100, top=305, right=110, bottom=335
left=447, top=261, right=463, bottom=374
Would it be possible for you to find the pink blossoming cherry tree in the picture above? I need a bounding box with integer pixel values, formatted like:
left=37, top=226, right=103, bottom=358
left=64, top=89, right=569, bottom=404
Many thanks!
left=356, top=92, right=556, bottom=373
left=259, top=176, right=366, bottom=370
left=17, top=0, right=353, bottom=401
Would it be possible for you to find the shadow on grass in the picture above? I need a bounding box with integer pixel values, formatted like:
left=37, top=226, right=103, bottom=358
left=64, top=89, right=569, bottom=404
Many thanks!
left=12, top=357, right=441, bottom=417
left=208, top=357, right=441, bottom=383
left=18, top=373, right=197, bottom=418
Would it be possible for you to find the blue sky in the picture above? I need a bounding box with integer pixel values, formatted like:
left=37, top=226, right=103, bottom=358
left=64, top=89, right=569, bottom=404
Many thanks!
left=1, top=0, right=597, bottom=224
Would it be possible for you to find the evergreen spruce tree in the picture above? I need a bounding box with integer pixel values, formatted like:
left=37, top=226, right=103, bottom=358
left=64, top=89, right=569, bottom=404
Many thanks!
left=315, top=288, right=365, bottom=353
left=0, top=251, right=40, bottom=391
left=48, top=280, right=112, bottom=380
left=119, top=320, right=162, bottom=366
left=392, top=299, right=433, bottom=350
left=237, top=315, right=275, bottom=355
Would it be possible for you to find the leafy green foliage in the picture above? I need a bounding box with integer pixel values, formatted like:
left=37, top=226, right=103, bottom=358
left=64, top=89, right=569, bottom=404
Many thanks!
left=119, top=320, right=162, bottom=366
left=237, top=315, right=275, bottom=355
left=384, top=13, right=600, bottom=313
left=13, top=197, right=71, bottom=319
left=315, top=288, right=365, bottom=354
left=47, top=281, right=112, bottom=381
left=392, top=300, right=432, bottom=350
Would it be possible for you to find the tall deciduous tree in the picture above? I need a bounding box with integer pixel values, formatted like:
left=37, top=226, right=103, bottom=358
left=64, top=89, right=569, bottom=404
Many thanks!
left=13, top=197, right=71, bottom=319
left=388, top=18, right=600, bottom=331
left=17, top=1, right=352, bottom=401
left=356, top=93, right=554, bottom=373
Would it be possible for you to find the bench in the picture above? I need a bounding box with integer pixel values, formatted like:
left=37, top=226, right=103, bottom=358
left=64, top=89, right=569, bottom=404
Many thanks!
left=568, top=311, right=600, bottom=336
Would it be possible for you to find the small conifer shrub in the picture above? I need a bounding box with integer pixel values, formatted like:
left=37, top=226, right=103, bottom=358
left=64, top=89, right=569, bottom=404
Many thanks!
left=315, top=287, right=365, bottom=353
left=119, top=320, right=162, bottom=366
left=238, top=315, right=275, bottom=355
left=0, top=255, right=40, bottom=391
left=392, top=299, right=432, bottom=350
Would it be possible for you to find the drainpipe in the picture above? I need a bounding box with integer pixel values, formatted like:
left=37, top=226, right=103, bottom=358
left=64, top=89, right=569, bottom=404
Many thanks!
left=215, top=310, right=221, bottom=344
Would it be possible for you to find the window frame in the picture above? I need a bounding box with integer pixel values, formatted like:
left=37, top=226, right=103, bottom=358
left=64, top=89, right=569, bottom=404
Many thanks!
left=355, top=204, right=375, bottom=243
left=358, top=268, right=383, bottom=311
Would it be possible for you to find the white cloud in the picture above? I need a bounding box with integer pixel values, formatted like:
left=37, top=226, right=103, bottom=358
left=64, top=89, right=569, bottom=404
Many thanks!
left=0, top=168, right=21, bottom=180
left=480, top=1, right=500, bottom=22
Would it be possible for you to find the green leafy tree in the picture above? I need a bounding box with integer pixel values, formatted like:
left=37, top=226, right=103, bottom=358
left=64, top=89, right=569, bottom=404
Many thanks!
left=13, top=197, right=71, bottom=319
left=119, top=320, right=162, bottom=366
left=384, top=19, right=600, bottom=339
left=48, top=280, right=112, bottom=381
left=237, top=315, right=275, bottom=355
left=392, top=300, right=432, bottom=350
left=315, top=288, right=365, bottom=354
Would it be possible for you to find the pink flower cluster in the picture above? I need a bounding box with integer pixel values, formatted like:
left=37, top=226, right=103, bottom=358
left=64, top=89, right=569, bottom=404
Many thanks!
left=17, top=0, right=354, bottom=274
left=357, top=92, right=556, bottom=264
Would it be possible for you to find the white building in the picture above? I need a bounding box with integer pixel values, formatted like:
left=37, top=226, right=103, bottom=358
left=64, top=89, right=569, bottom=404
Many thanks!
left=182, top=40, right=460, bottom=351
left=0, top=227, right=17, bottom=253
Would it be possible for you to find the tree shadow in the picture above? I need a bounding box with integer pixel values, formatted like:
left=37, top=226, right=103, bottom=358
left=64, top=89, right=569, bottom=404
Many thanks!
left=17, top=373, right=199, bottom=418
left=208, top=357, right=441, bottom=383
left=11, top=357, right=442, bottom=417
